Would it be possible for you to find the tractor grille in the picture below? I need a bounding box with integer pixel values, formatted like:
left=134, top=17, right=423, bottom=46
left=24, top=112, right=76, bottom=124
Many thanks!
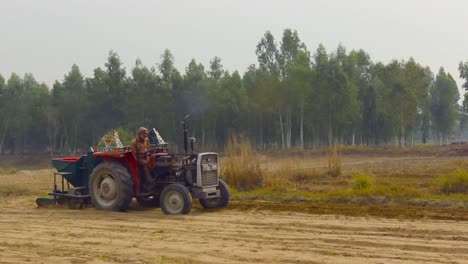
left=201, top=171, right=218, bottom=187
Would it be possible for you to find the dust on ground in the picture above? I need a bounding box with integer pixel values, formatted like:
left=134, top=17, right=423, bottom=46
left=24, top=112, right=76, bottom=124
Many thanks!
left=1, top=204, right=467, bottom=264
left=0, top=168, right=467, bottom=263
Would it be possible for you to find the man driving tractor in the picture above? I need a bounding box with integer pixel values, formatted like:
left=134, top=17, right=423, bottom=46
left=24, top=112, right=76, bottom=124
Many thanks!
left=130, top=127, right=155, bottom=190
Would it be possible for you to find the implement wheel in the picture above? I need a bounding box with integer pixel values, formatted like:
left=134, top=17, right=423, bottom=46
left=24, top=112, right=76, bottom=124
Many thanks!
left=199, top=179, right=230, bottom=209
left=160, top=184, right=192, bottom=215
left=89, top=161, right=133, bottom=212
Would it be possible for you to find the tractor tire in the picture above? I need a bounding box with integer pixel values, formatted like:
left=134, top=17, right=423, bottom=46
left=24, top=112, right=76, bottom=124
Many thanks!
left=89, top=161, right=133, bottom=212
left=136, top=195, right=160, bottom=208
left=160, top=184, right=192, bottom=215
left=199, top=179, right=230, bottom=209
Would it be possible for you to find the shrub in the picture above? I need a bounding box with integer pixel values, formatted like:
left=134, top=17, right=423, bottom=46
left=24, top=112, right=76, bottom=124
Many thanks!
left=0, top=167, right=17, bottom=174
left=222, top=136, right=263, bottom=191
left=352, top=174, right=373, bottom=191
left=289, top=168, right=321, bottom=183
left=436, top=169, right=468, bottom=194
left=263, top=174, right=288, bottom=187
left=369, top=185, right=423, bottom=198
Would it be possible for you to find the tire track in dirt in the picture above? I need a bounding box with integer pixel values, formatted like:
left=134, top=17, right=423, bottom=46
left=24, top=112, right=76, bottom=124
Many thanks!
left=1, top=206, right=467, bottom=264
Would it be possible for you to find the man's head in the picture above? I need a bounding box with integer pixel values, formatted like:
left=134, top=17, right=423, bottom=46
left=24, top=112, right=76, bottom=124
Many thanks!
left=138, top=127, right=148, bottom=139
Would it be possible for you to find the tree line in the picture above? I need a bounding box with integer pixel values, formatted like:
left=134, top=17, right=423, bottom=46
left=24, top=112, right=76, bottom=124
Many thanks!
left=1, top=29, right=467, bottom=155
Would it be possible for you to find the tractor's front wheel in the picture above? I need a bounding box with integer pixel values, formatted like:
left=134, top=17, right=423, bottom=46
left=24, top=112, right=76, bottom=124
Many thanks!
left=160, top=184, right=192, bottom=215
left=89, top=161, right=133, bottom=212
left=199, top=179, right=230, bottom=209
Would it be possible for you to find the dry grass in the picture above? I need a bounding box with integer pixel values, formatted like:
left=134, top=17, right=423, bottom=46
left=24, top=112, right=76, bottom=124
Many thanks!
left=2, top=145, right=467, bottom=209
left=225, top=142, right=468, bottom=208
left=327, top=146, right=342, bottom=177
left=221, top=136, right=263, bottom=191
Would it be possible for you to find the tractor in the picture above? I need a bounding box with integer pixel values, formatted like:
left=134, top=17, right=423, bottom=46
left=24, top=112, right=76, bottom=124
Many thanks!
left=36, top=117, right=230, bottom=215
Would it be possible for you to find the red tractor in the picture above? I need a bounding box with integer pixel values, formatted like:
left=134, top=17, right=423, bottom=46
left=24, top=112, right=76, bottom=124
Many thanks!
left=36, top=117, right=230, bottom=215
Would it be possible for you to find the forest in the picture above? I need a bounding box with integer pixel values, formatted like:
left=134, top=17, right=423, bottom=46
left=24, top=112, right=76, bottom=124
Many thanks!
left=1, top=29, right=468, bottom=154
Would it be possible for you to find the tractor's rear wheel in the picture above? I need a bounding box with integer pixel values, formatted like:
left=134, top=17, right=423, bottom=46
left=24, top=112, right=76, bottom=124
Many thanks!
left=160, top=184, right=192, bottom=215
left=89, top=161, right=133, bottom=212
left=199, top=179, right=230, bottom=209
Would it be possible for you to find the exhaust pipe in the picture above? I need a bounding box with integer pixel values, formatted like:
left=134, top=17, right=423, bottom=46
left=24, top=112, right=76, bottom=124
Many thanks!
left=183, top=115, right=189, bottom=154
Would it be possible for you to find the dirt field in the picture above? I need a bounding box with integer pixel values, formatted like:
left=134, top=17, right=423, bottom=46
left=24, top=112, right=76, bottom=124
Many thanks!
left=0, top=166, right=467, bottom=264
left=1, top=203, right=467, bottom=264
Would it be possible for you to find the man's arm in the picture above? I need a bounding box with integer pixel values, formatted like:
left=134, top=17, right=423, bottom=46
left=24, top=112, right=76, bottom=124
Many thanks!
left=130, top=139, right=138, bottom=158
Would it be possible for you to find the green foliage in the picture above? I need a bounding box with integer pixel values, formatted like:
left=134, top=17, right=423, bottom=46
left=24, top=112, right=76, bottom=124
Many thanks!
left=352, top=174, right=373, bottom=191
left=430, top=68, right=460, bottom=143
left=459, top=61, right=468, bottom=90
left=436, top=170, right=468, bottom=194
left=0, top=29, right=460, bottom=155
left=0, top=167, right=17, bottom=174
left=115, top=128, right=133, bottom=145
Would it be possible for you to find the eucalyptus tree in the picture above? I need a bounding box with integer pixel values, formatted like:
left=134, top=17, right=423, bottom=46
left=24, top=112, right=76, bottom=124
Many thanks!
left=0, top=73, right=50, bottom=153
left=52, top=64, right=86, bottom=154
left=202, top=56, right=226, bottom=148
left=84, top=67, right=108, bottom=143
left=255, top=31, right=282, bottom=147
left=183, top=59, right=210, bottom=146
left=0, top=74, right=4, bottom=94
left=310, top=44, right=329, bottom=145
left=375, top=59, right=430, bottom=146
left=460, top=61, right=468, bottom=136
left=402, top=59, right=432, bottom=145
left=419, top=96, right=431, bottom=144
left=208, top=56, right=224, bottom=82
left=128, top=59, right=159, bottom=128
left=243, top=64, right=276, bottom=149
left=1, top=74, right=22, bottom=153
left=312, top=44, right=359, bottom=145
left=347, top=49, right=373, bottom=145
left=278, top=28, right=309, bottom=148
left=430, top=68, right=459, bottom=144
left=216, top=71, right=247, bottom=146
left=104, top=51, right=128, bottom=129
left=0, top=74, right=8, bottom=154
left=285, top=50, right=312, bottom=148
left=84, top=51, right=129, bottom=143
left=158, top=49, right=184, bottom=139
left=459, top=61, right=468, bottom=90
left=159, top=49, right=176, bottom=91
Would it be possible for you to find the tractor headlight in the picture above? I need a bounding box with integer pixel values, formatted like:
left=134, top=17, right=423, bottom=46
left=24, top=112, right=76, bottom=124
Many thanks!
left=201, top=164, right=218, bottom=171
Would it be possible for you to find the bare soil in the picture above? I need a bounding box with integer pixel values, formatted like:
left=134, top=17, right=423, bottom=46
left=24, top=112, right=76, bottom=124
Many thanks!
left=0, top=168, right=467, bottom=263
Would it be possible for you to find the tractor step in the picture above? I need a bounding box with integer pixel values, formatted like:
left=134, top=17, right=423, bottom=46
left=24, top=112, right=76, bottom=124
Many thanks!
left=36, top=197, right=57, bottom=207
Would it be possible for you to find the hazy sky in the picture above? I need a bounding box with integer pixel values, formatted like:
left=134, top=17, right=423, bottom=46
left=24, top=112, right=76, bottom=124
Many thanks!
left=1, top=0, right=467, bottom=93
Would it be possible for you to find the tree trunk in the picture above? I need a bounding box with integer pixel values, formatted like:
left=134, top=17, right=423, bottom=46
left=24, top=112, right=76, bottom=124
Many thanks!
left=286, top=113, right=292, bottom=148
left=0, top=117, right=10, bottom=155
left=300, top=105, right=304, bottom=149
left=279, top=113, right=285, bottom=149
left=259, top=113, right=263, bottom=151
left=202, top=126, right=205, bottom=149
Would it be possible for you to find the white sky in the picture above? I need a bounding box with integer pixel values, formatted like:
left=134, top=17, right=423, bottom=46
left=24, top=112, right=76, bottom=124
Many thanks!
left=1, top=0, right=467, bottom=95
